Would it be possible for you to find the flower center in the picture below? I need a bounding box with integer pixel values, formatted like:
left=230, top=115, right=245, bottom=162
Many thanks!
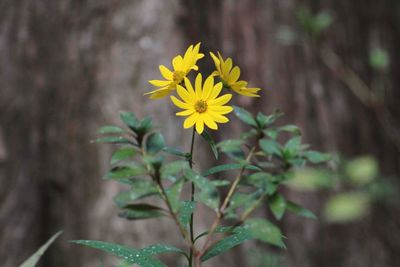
left=172, top=71, right=185, bottom=82
left=194, top=100, right=208, bottom=113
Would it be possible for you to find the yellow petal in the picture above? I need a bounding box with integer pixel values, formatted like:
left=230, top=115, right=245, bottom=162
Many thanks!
left=184, top=77, right=196, bottom=96
left=208, top=94, right=232, bottom=106
left=195, top=73, right=203, bottom=99
left=210, top=52, right=222, bottom=74
left=159, top=65, right=173, bottom=80
left=184, top=112, right=199, bottom=128
left=144, top=87, right=173, bottom=99
left=171, top=96, right=192, bottom=109
left=177, top=109, right=195, bottom=116
left=228, top=66, right=240, bottom=84
left=222, top=58, right=233, bottom=77
left=172, top=55, right=184, bottom=71
left=195, top=116, right=204, bottom=134
left=149, top=80, right=172, bottom=87
left=202, top=75, right=214, bottom=99
left=208, top=105, right=233, bottom=115
left=203, top=114, right=218, bottom=130
left=177, top=85, right=194, bottom=104
left=208, top=82, right=223, bottom=100
left=208, top=111, right=229, bottom=123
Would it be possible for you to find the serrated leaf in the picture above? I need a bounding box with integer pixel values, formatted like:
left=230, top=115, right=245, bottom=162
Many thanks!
left=120, top=111, right=140, bottom=131
left=286, top=201, right=317, bottom=219
left=259, top=139, right=282, bottom=157
left=71, top=240, right=165, bottom=267
left=269, top=194, right=286, bottom=220
left=166, top=178, right=185, bottom=212
left=184, top=169, right=219, bottom=210
left=19, top=231, right=62, bottom=267
left=111, top=148, right=137, bottom=165
left=244, top=172, right=278, bottom=195
left=283, top=137, right=301, bottom=157
left=113, top=180, right=158, bottom=208
left=145, top=132, right=165, bottom=154
left=233, top=105, right=257, bottom=127
left=161, top=161, right=189, bottom=181
left=202, top=163, right=260, bottom=177
left=246, top=218, right=285, bottom=248
left=256, top=112, right=268, bottom=128
left=96, top=136, right=133, bottom=145
left=303, top=150, right=331, bottom=164
left=201, top=130, right=219, bottom=160
left=97, top=125, right=125, bottom=134
left=162, top=147, right=188, bottom=158
left=119, top=203, right=164, bottom=220
left=201, top=228, right=252, bottom=262
left=178, top=201, right=196, bottom=226
left=278, top=125, right=301, bottom=136
left=105, top=165, right=147, bottom=180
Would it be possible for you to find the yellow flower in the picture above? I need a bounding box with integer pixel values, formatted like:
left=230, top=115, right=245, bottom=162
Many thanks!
left=171, top=74, right=233, bottom=134
left=210, top=52, right=261, bottom=97
left=146, top=43, right=204, bottom=99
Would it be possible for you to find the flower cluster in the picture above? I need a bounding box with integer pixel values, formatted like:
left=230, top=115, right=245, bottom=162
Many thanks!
left=146, top=43, right=261, bottom=134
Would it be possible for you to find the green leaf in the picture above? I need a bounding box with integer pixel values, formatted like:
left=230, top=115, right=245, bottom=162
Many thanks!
left=138, top=244, right=186, bottom=257
left=138, top=117, right=153, bottom=133
left=166, top=178, right=185, bottom=212
left=246, top=218, right=285, bottom=248
left=278, top=125, right=301, bottom=136
left=217, top=139, right=245, bottom=160
left=283, top=137, right=301, bottom=157
left=97, top=125, right=125, bottom=134
left=178, top=201, right=196, bottom=226
left=146, top=132, right=165, bottom=154
left=315, top=11, right=333, bottom=32
left=162, top=147, right=188, bottom=158
left=96, top=136, right=133, bottom=145
left=259, top=139, right=282, bottom=157
left=105, top=165, right=147, bottom=180
left=324, top=192, right=370, bottom=223
left=286, top=201, right=317, bottom=219
left=201, top=130, right=219, bottom=160
left=369, top=48, right=389, bottom=69
left=120, top=111, right=140, bottom=130
left=345, top=156, right=378, bottom=186
left=71, top=240, right=166, bottom=267
left=269, top=194, right=286, bottom=220
left=113, top=180, right=158, bottom=208
left=201, top=228, right=252, bottom=262
left=111, top=147, right=137, bottom=165
left=202, top=163, right=260, bottom=177
left=184, top=169, right=219, bottom=210
left=233, top=105, right=257, bottom=127
left=244, top=172, right=278, bottom=195
left=286, top=168, right=332, bottom=191
left=303, top=150, right=331, bottom=164
left=119, top=203, right=164, bottom=220
left=19, top=231, right=62, bottom=267
left=161, top=160, right=189, bottom=181
left=256, top=112, right=269, bottom=128
left=194, top=226, right=245, bottom=242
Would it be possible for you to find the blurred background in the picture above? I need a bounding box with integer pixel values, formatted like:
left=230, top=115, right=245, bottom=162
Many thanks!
left=1, top=0, right=400, bottom=266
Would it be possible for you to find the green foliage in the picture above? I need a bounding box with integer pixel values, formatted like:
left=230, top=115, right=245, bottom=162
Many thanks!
left=72, top=240, right=185, bottom=267
left=369, top=48, right=389, bottom=69
left=324, top=192, right=370, bottom=223
left=91, top=109, right=332, bottom=266
left=345, top=156, right=377, bottom=185
left=297, top=7, right=333, bottom=37
left=19, top=231, right=62, bottom=267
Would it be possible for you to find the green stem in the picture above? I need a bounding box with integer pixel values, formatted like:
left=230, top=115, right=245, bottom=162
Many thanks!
left=188, top=128, right=196, bottom=267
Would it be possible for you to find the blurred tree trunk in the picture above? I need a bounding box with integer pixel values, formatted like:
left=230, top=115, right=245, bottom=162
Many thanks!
left=179, top=0, right=400, bottom=266
left=0, top=1, right=118, bottom=266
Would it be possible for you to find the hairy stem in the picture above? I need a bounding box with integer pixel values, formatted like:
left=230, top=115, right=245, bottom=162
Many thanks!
left=196, top=146, right=256, bottom=263
left=188, top=128, right=196, bottom=267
